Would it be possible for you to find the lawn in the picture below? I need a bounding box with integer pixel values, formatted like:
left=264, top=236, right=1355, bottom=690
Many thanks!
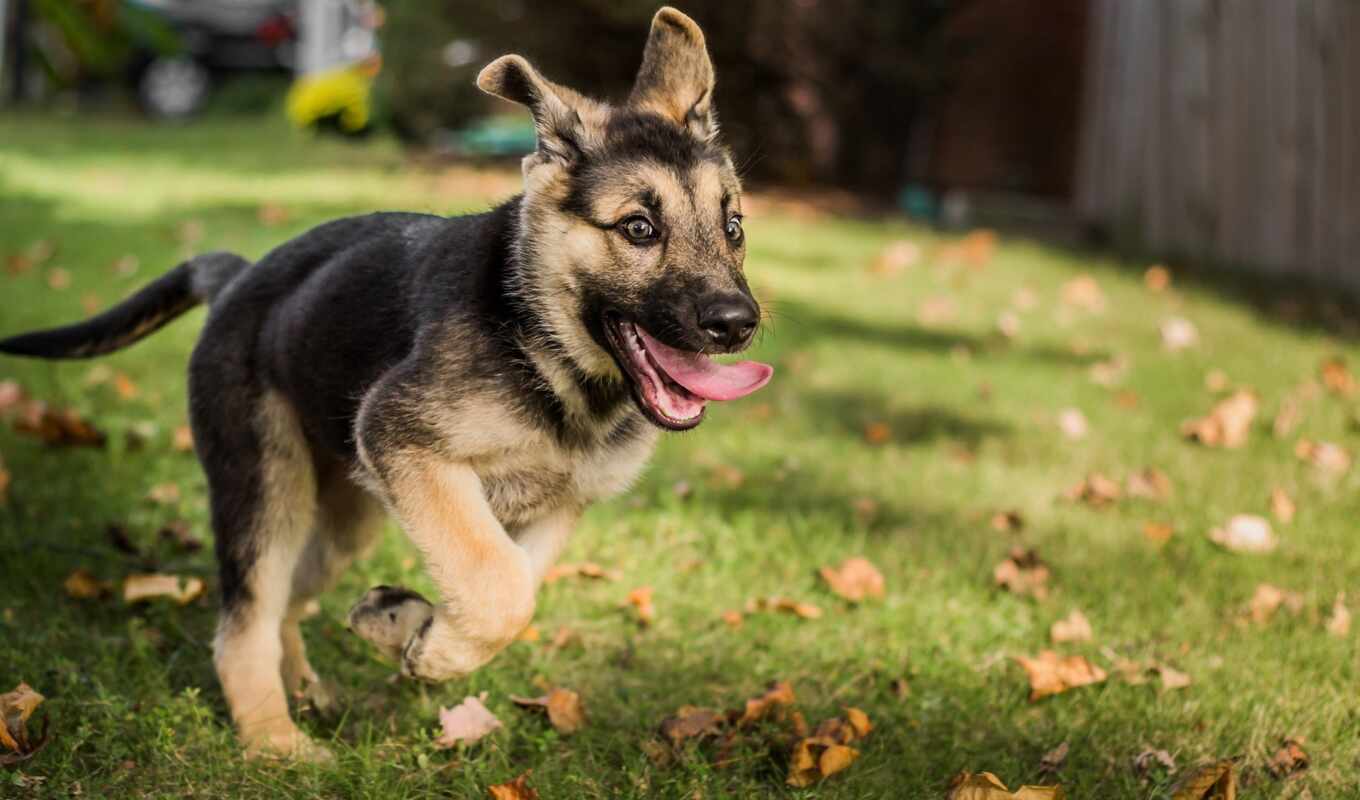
left=1, top=113, right=1358, bottom=799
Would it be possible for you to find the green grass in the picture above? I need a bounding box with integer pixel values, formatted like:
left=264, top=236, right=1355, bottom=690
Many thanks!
left=1, top=113, right=1358, bottom=799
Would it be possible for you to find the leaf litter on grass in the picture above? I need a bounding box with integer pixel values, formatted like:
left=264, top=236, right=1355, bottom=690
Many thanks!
left=510, top=688, right=585, bottom=735
left=0, top=682, right=49, bottom=765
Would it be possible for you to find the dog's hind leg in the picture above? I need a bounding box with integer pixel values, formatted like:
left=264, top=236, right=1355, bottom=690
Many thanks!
left=192, top=377, right=328, bottom=761
left=282, top=468, right=386, bottom=698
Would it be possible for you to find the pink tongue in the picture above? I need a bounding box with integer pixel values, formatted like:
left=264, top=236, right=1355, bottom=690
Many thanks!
left=636, top=327, right=773, bottom=401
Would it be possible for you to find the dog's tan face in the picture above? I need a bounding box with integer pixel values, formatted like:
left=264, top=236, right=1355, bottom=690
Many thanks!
left=481, top=8, right=767, bottom=430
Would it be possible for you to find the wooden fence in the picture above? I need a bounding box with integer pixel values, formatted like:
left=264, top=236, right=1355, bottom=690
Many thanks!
left=1075, top=0, right=1360, bottom=289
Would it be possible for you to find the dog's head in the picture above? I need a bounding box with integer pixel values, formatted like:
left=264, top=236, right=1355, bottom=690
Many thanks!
left=478, top=7, right=771, bottom=431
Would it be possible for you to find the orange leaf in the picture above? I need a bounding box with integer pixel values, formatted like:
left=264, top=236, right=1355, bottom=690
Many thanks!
left=1014, top=651, right=1106, bottom=701
left=818, top=556, right=886, bottom=602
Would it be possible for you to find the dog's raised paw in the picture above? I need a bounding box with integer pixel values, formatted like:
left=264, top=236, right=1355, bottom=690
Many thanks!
left=347, top=585, right=435, bottom=662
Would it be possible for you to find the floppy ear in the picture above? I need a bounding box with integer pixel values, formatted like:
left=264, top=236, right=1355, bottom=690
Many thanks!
left=477, top=54, right=591, bottom=164
left=628, top=7, right=717, bottom=141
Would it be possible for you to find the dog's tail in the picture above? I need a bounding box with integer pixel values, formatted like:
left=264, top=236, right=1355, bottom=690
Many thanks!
left=0, top=251, right=249, bottom=360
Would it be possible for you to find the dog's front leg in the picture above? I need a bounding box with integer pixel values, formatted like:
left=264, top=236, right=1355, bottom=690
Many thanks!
left=354, top=455, right=536, bottom=682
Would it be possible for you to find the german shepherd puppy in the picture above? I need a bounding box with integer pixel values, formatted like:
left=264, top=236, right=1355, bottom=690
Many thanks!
left=0, top=8, right=771, bottom=759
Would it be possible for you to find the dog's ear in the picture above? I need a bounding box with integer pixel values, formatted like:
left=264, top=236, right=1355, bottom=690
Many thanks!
left=478, top=55, right=594, bottom=165
left=628, top=7, right=717, bottom=141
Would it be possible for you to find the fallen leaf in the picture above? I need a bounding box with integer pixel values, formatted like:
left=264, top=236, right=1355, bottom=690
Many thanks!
left=435, top=693, right=502, bottom=748
left=1154, top=664, right=1192, bottom=691
left=721, top=609, right=743, bottom=628
left=996, top=311, right=1021, bottom=339
left=63, top=568, right=111, bottom=600
left=1088, top=355, right=1129, bottom=387
left=869, top=239, right=920, bottom=276
left=947, top=771, right=1065, bottom=799
left=1161, top=317, right=1199, bottom=351
left=0, top=381, right=23, bottom=414
left=80, top=293, right=102, bottom=315
left=1015, top=651, right=1107, bottom=701
left=1133, top=748, right=1177, bottom=777
left=658, top=706, right=724, bottom=745
left=1143, top=521, right=1174, bottom=545
left=994, top=548, right=1051, bottom=600
left=1181, top=390, right=1257, bottom=448
left=515, top=625, right=540, bottom=642
left=746, top=596, right=823, bottom=619
left=1050, top=610, right=1092, bottom=643
left=0, top=682, right=47, bottom=761
left=1039, top=741, right=1069, bottom=773
left=786, top=737, right=859, bottom=787
left=158, top=521, right=203, bottom=553
left=1208, top=515, right=1277, bottom=554
left=708, top=463, right=746, bottom=489
left=1012, top=286, right=1040, bottom=311
left=46, top=267, right=71, bottom=291
left=1060, top=274, right=1106, bottom=313
left=626, top=586, right=655, bottom=625
left=1170, top=759, right=1236, bottom=800
left=863, top=421, right=892, bottom=445
left=1267, top=738, right=1309, bottom=778
left=818, top=556, right=886, bottom=603
left=1248, top=584, right=1304, bottom=624
left=112, top=372, right=138, bottom=400
left=511, top=687, right=585, bottom=734
left=1320, top=356, right=1355, bottom=397
left=172, top=426, right=195, bottom=453
left=111, top=254, right=140, bottom=277
left=543, top=562, right=621, bottom=583
left=1204, top=369, right=1231, bottom=393
left=918, top=296, right=958, bottom=326
left=890, top=677, right=910, bottom=699
left=1062, top=473, right=1122, bottom=508
left=1270, top=487, right=1296, bottom=524
left=0, top=455, right=9, bottom=507
left=488, top=772, right=538, bottom=800
left=1272, top=396, right=1302, bottom=439
left=12, top=402, right=105, bottom=448
left=122, top=573, right=205, bottom=605
left=990, top=510, right=1024, bottom=533
left=145, top=482, right=180, bottom=505
left=257, top=203, right=292, bottom=227
left=1144, top=265, right=1172, bottom=291
left=1057, top=408, right=1088, bottom=440
left=1126, top=468, right=1173, bottom=501
left=733, top=681, right=796, bottom=726
left=1325, top=593, right=1351, bottom=637
left=1294, top=439, right=1351, bottom=475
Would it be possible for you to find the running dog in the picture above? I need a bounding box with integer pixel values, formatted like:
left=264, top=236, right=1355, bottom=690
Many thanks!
left=0, top=7, right=771, bottom=759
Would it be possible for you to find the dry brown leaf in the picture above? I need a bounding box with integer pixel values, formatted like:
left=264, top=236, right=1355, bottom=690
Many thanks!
left=46, top=267, right=71, bottom=291
left=720, top=609, right=743, bottom=628
left=658, top=706, right=724, bottom=745
left=12, top=402, right=105, bottom=448
left=145, top=482, right=181, bottom=505
left=863, top=421, right=892, bottom=445
left=994, top=548, right=1051, bottom=600
left=1270, top=487, right=1296, bottom=524
left=1061, top=274, right=1106, bottom=313
left=487, top=772, right=539, bottom=800
left=172, top=425, right=195, bottom=453
left=1161, top=317, right=1200, bottom=351
left=511, top=687, right=585, bottom=735
left=1248, top=584, right=1304, bottom=624
left=0, top=456, right=9, bottom=507
left=733, top=681, right=796, bottom=727
left=1126, top=468, right=1173, bottom=502
left=1295, top=439, right=1351, bottom=475
left=787, top=737, right=860, bottom=787
left=1145, top=265, right=1172, bottom=291
left=1062, top=473, right=1122, bottom=508
left=1154, top=664, right=1192, bottom=691
left=1133, top=748, right=1177, bottom=777
left=543, top=562, right=621, bottom=583
left=991, top=510, right=1024, bottom=533
left=1325, top=593, right=1351, bottom=637
left=158, top=521, right=203, bottom=553
left=1204, top=369, right=1231, bottom=393
left=891, top=677, right=910, bottom=698
left=1143, top=522, right=1174, bottom=545
left=1039, top=741, right=1069, bottom=773
left=1050, top=610, right=1092, bottom=643
left=947, top=771, right=1065, bottom=799
left=1088, top=355, right=1129, bottom=387
left=122, top=573, right=204, bottom=605
left=63, top=568, right=111, bottom=600
left=257, top=203, right=292, bottom=227
left=1057, top=408, right=1088, bottom=440
left=1015, top=651, right=1107, bottom=701
left=435, top=693, right=502, bottom=748
left=869, top=240, right=921, bottom=276
left=1267, top=738, right=1309, bottom=778
left=112, top=372, right=138, bottom=400
left=818, top=556, right=886, bottom=603
left=0, top=682, right=47, bottom=759
left=1208, top=515, right=1277, bottom=554
left=1320, top=357, right=1356, bottom=397
left=1170, top=759, right=1236, bottom=800
left=746, top=596, right=823, bottom=619
left=0, top=381, right=25, bottom=414
left=1181, top=390, right=1257, bottom=448
left=625, top=586, right=655, bottom=625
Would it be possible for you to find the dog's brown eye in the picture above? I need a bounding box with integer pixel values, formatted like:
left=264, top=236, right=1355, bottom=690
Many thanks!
left=725, top=215, right=744, bottom=243
left=620, top=216, right=657, bottom=243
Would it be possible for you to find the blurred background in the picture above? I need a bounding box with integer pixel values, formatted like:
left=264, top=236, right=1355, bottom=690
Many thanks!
left=2, top=0, right=1357, bottom=292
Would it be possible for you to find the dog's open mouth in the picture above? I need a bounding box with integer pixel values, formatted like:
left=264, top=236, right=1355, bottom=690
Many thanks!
left=604, top=316, right=773, bottom=431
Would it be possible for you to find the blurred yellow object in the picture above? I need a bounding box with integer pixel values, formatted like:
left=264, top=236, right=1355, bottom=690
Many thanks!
left=286, top=64, right=374, bottom=134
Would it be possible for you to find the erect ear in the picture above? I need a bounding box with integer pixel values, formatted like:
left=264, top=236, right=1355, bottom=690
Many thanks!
left=628, top=7, right=717, bottom=141
left=477, top=54, right=595, bottom=164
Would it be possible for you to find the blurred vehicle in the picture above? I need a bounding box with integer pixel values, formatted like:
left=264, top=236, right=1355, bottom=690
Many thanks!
left=126, top=0, right=297, bottom=118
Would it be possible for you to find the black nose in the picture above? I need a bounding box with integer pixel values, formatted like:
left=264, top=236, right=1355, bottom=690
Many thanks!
left=699, top=296, right=758, bottom=350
